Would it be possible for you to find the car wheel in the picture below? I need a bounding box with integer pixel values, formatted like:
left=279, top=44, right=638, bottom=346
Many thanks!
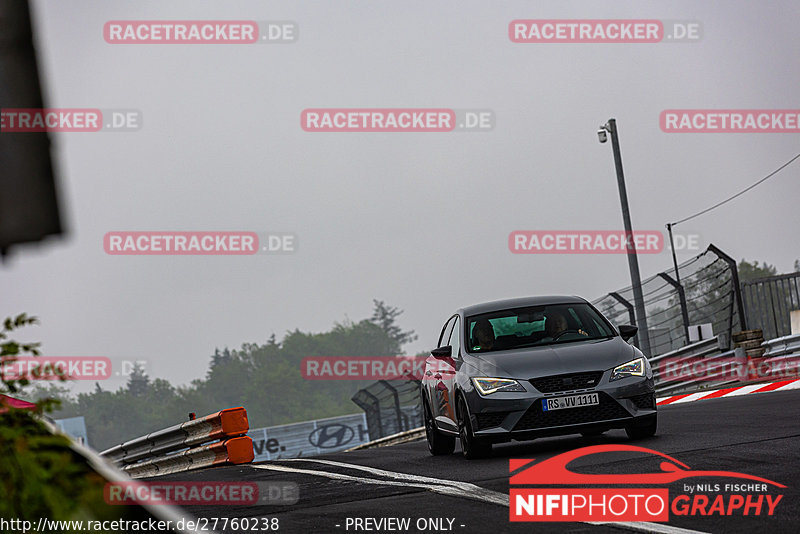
left=457, top=396, right=491, bottom=459
left=625, top=414, right=657, bottom=440
left=424, top=396, right=455, bottom=455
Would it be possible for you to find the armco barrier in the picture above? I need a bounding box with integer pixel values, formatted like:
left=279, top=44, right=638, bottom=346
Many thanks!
left=759, top=333, right=800, bottom=380
left=654, top=348, right=743, bottom=397
left=122, top=436, right=254, bottom=478
left=763, top=333, right=800, bottom=358
left=101, top=407, right=253, bottom=478
left=35, top=418, right=210, bottom=533
left=651, top=336, right=724, bottom=394
left=652, top=333, right=800, bottom=397
left=102, top=407, right=249, bottom=465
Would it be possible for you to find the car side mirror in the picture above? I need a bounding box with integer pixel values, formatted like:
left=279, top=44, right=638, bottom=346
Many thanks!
left=431, top=346, right=452, bottom=359
left=618, top=324, right=638, bottom=342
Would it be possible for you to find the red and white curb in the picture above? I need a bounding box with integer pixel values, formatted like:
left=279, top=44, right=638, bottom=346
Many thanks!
left=656, top=378, right=800, bottom=406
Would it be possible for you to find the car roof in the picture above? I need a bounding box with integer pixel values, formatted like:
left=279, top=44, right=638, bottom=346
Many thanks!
left=459, top=295, right=588, bottom=316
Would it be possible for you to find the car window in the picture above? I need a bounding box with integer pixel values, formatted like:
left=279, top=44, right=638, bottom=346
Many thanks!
left=466, top=303, right=615, bottom=353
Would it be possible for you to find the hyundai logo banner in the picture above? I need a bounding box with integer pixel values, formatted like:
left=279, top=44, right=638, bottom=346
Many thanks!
left=248, top=413, right=370, bottom=461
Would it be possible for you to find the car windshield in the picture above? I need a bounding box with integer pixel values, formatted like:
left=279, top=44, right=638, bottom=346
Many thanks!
left=466, top=303, right=616, bottom=353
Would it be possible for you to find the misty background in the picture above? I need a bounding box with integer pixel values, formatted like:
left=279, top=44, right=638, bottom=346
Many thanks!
left=4, top=0, right=800, bottom=401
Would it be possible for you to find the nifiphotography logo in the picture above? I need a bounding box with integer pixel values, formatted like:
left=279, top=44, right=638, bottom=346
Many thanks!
left=509, top=444, right=785, bottom=522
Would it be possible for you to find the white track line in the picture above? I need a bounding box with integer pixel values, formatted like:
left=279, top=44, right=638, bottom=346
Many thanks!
left=254, top=459, right=709, bottom=534
left=251, top=463, right=508, bottom=506
left=276, top=458, right=494, bottom=494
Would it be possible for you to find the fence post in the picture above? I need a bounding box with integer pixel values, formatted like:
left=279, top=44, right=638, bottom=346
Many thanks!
left=352, top=389, right=383, bottom=439
left=708, top=244, right=747, bottom=331
left=379, top=380, right=404, bottom=433
left=657, top=272, right=690, bottom=345
left=608, top=292, right=636, bottom=329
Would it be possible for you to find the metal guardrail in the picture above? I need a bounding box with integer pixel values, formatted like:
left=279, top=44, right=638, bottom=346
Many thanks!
left=653, top=333, right=800, bottom=398
left=654, top=348, right=743, bottom=397
left=122, top=436, right=254, bottom=478
left=101, top=407, right=249, bottom=465
left=100, top=407, right=254, bottom=478
left=36, top=417, right=212, bottom=533
left=763, top=333, right=800, bottom=357
left=651, top=336, right=723, bottom=385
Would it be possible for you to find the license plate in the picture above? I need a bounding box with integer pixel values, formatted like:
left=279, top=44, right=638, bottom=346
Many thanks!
left=542, top=393, right=599, bottom=411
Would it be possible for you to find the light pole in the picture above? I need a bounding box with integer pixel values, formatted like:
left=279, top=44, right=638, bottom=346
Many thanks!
left=598, top=119, right=652, bottom=357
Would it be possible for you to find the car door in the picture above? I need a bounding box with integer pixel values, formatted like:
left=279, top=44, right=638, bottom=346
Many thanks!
left=425, top=315, right=455, bottom=422
left=425, top=315, right=460, bottom=432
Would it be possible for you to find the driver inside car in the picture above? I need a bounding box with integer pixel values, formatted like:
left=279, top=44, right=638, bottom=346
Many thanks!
left=472, top=319, right=496, bottom=351
left=544, top=311, right=588, bottom=340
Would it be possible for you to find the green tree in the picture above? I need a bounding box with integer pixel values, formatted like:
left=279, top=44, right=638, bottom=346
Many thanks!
left=126, top=363, right=150, bottom=397
left=370, top=299, right=417, bottom=354
left=738, top=259, right=778, bottom=282
left=45, top=302, right=418, bottom=449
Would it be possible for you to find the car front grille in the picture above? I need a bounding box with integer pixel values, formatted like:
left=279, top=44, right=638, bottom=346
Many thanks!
left=512, top=392, right=631, bottom=431
left=628, top=392, right=656, bottom=410
left=529, top=371, right=604, bottom=393
left=475, top=412, right=508, bottom=430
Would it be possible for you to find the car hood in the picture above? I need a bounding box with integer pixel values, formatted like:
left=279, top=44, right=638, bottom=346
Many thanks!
left=466, top=337, right=636, bottom=379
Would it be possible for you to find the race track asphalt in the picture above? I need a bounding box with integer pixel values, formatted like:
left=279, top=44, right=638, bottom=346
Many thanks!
left=156, top=388, right=800, bottom=534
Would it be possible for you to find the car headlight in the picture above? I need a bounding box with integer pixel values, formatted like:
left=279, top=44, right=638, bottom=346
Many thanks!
left=610, top=357, right=646, bottom=381
left=472, top=377, right=526, bottom=395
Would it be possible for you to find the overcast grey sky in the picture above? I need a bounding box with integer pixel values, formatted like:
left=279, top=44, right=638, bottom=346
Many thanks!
left=5, top=0, right=800, bottom=393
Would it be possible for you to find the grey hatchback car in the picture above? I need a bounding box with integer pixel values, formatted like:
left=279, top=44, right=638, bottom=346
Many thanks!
left=421, top=296, right=657, bottom=459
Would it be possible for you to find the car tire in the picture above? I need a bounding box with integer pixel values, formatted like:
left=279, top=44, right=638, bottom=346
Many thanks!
left=424, top=396, right=455, bottom=456
left=625, top=414, right=657, bottom=439
left=457, top=396, right=491, bottom=460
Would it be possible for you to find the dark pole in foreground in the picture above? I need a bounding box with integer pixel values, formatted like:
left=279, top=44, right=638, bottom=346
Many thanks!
left=605, top=119, right=652, bottom=357
left=666, top=223, right=691, bottom=344
left=0, top=0, right=64, bottom=261
left=666, top=223, right=682, bottom=284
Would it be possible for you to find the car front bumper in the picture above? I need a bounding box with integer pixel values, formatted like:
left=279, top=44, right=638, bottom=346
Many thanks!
left=463, top=373, right=656, bottom=443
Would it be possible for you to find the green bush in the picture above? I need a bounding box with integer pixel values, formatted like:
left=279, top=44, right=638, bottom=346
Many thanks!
left=0, top=314, right=144, bottom=528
